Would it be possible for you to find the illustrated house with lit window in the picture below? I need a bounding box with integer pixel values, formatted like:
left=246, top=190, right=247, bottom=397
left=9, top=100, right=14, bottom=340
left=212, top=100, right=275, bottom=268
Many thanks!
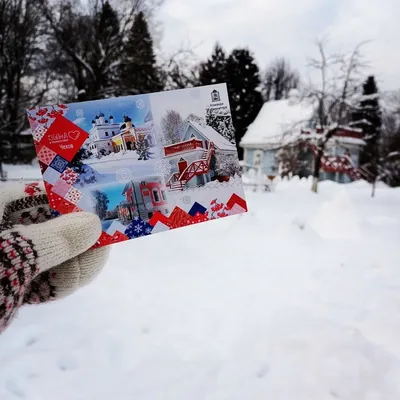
left=88, top=112, right=120, bottom=156
left=112, top=111, right=157, bottom=153
left=111, top=116, right=137, bottom=152
left=164, top=120, right=237, bottom=191
left=117, top=177, right=169, bottom=223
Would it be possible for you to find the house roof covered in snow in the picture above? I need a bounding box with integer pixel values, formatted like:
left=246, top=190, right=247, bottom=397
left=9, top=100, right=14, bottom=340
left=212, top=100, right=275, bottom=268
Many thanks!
left=240, top=93, right=315, bottom=149
left=188, top=120, right=237, bottom=151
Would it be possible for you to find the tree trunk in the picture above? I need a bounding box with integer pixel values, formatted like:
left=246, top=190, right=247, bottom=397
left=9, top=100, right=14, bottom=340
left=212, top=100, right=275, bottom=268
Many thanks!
left=311, top=149, right=323, bottom=193
left=371, top=179, right=376, bottom=197
left=311, top=177, right=319, bottom=193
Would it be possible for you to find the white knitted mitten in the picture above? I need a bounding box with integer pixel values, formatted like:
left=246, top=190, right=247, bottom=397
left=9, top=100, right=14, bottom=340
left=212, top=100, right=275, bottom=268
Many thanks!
left=0, top=182, right=109, bottom=332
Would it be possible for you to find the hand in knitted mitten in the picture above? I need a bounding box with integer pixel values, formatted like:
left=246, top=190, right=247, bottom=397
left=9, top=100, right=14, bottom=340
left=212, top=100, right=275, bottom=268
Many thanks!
left=0, top=182, right=109, bottom=333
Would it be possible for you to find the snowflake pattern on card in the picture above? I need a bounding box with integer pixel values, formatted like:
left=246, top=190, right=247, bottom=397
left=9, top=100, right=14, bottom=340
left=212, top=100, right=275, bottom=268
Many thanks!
left=154, top=159, right=172, bottom=178
left=124, top=216, right=153, bottom=239
left=65, top=187, right=83, bottom=205
left=116, top=168, right=133, bottom=183
left=60, top=167, right=79, bottom=185
left=37, top=146, right=57, bottom=166
left=32, top=125, right=47, bottom=142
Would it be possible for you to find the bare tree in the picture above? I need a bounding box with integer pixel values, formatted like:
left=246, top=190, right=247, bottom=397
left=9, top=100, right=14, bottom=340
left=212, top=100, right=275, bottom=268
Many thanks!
left=262, top=58, right=300, bottom=101
left=160, top=46, right=200, bottom=89
left=160, top=110, right=184, bottom=145
left=0, top=0, right=50, bottom=164
left=276, top=144, right=309, bottom=179
left=305, top=39, right=368, bottom=192
left=39, top=0, right=163, bottom=101
left=379, top=90, right=400, bottom=187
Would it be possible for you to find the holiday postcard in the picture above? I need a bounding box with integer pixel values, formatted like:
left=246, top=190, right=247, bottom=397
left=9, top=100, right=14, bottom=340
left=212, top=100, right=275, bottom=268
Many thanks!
left=26, top=84, right=247, bottom=248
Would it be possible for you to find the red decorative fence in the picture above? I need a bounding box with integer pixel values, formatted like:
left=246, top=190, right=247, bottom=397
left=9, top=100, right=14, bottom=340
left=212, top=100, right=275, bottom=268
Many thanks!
left=164, top=139, right=204, bottom=156
left=166, top=143, right=215, bottom=191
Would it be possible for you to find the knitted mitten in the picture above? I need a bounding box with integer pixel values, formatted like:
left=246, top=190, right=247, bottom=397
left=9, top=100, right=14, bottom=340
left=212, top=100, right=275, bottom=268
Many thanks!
left=0, top=182, right=109, bottom=333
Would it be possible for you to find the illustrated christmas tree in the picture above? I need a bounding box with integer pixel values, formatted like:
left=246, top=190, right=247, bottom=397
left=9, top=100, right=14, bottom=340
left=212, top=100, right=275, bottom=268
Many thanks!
left=92, top=190, right=109, bottom=220
left=205, top=107, right=235, bottom=143
left=136, top=135, right=151, bottom=160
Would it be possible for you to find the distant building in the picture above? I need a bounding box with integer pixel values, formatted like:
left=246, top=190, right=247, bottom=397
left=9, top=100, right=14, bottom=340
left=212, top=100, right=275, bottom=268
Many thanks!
left=240, top=90, right=366, bottom=183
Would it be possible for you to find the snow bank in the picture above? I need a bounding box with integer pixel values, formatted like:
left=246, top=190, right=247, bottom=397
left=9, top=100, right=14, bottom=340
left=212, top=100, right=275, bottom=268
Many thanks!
left=240, top=97, right=314, bottom=147
left=0, top=174, right=400, bottom=400
left=2, top=163, right=41, bottom=181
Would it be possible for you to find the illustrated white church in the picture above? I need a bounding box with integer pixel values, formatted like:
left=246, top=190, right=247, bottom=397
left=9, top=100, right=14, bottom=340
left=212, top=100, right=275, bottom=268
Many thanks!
left=85, top=111, right=155, bottom=157
left=86, top=112, right=121, bottom=156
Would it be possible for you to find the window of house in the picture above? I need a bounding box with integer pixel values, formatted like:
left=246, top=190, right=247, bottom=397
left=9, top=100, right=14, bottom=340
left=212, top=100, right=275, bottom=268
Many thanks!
left=152, top=189, right=160, bottom=203
left=161, top=190, right=167, bottom=201
left=112, top=131, right=115, bottom=136
left=253, top=150, right=263, bottom=166
left=105, top=132, right=108, bottom=136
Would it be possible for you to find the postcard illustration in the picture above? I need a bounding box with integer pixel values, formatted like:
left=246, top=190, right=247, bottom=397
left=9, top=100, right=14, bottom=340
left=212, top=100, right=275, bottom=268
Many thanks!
left=27, top=84, right=247, bottom=248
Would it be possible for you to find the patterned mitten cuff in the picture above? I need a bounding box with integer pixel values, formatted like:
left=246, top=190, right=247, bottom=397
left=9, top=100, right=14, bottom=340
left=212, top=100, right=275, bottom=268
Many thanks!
left=0, top=230, right=38, bottom=331
left=0, top=182, right=107, bottom=333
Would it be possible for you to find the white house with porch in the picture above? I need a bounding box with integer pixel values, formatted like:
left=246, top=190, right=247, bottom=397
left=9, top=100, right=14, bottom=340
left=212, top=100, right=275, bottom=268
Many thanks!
left=240, top=90, right=366, bottom=183
left=164, top=120, right=237, bottom=191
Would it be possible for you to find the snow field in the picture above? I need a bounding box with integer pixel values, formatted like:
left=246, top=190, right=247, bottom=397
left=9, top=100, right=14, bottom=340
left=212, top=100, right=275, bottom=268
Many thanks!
left=0, top=176, right=399, bottom=399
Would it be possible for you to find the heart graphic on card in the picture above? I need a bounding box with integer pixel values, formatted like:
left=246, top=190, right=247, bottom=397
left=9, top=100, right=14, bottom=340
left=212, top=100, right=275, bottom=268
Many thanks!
left=68, top=130, right=80, bottom=140
left=40, top=114, right=89, bottom=161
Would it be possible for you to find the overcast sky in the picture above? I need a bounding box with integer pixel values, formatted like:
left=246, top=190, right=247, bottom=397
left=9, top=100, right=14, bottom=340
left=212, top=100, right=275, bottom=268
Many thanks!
left=158, top=0, right=400, bottom=90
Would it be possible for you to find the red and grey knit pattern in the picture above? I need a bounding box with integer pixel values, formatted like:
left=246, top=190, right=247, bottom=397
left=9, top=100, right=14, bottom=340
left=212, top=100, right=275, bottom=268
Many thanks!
left=0, top=230, right=38, bottom=332
left=24, top=270, right=57, bottom=304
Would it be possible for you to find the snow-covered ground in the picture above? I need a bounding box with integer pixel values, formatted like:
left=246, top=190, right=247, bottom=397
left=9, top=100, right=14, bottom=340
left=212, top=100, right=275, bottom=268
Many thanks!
left=1, top=173, right=400, bottom=400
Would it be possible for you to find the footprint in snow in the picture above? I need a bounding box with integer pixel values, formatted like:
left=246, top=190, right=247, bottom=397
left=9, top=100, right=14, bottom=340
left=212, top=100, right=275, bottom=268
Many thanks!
left=57, top=355, right=79, bottom=371
left=256, top=363, right=270, bottom=378
left=5, top=380, right=25, bottom=398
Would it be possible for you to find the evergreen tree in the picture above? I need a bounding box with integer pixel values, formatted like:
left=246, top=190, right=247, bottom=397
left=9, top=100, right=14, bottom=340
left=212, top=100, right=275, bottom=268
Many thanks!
left=93, top=1, right=121, bottom=93
left=215, top=153, right=241, bottom=177
left=351, top=76, right=382, bottom=182
left=226, top=48, right=263, bottom=158
left=120, top=11, right=162, bottom=94
left=93, top=190, right=109, bottom=220
left=70, top=148, right=90, bottom=173
left=205, top=107, right=235, bottom=143
left=198, top=43, right=228, bottom=86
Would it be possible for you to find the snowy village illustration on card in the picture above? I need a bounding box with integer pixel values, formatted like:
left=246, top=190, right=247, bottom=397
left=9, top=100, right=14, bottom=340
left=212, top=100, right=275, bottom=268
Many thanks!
left=27, top=84, right=247, bottom=248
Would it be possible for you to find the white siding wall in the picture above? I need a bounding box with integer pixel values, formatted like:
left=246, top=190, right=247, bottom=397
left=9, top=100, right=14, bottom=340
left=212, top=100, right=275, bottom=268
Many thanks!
left=95, top=140, right=113, bottom=155
left=183, top=125, right=208, bottom=148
